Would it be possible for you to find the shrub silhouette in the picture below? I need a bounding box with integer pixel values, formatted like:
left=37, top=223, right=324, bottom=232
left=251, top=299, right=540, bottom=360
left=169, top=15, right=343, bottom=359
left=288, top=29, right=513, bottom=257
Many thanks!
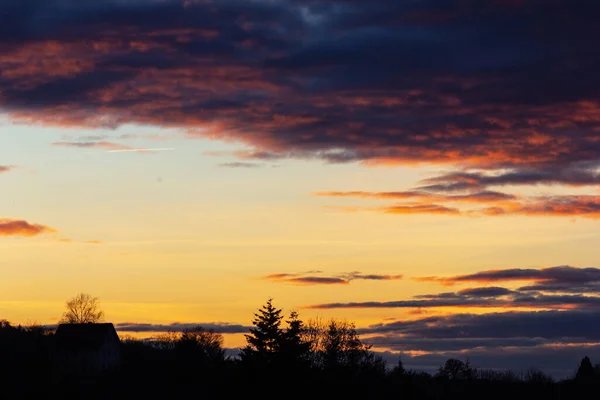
left=576, top=356, right=595, bottom=381
left=436, top=358, right=473, bottom=380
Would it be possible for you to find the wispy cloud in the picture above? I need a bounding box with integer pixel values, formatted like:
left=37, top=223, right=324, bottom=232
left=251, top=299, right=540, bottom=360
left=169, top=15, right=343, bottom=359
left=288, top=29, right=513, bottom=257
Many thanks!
left=317, top=188, right=600, bottom=219
left=52, top=141, right=174, bottom=153
left=308, top=291, right=600, bottom=311
left=263, top=271, right=403, bottom=286
left=419, top=168, right=600, bottom=192
left=56, top=238, right=103, bottom=245
left=362, top=310, right=600, bottom=341
left=114, top=322, right=251, bottom=334
left=107, top=147, right=174, bottom=153
left=52, top=141, right=132, bottom=151
left=315, top=191, right=517, bottom=204
left=309, top=266, right=600, bottom=310
left=219, top=162, right=265, bottom=168
left=0, top=219, right=57, bottom=237
left=382, top=204, right=462, bottom=216
left=416, top=265, right=600, bottom=293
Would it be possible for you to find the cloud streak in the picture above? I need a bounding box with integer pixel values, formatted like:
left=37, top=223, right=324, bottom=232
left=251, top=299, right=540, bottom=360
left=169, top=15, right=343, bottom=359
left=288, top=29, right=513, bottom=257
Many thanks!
left=52, top=141, right=132, bottom=151
left=0, top=218, right=57, bottom=237
left=52, top=141, right=174, bottom=153
left=318, top=189, right=600, bottom=219
left=219, top=162, right=265, bottom=168
left=419, top=168, right=600, bottom=192
left=114, top=322, right=251, bottom=334
left=107, top=147, right=174, bottom=153
left=362, top=310, right=600, bottom=340
left=416, top=265, right=600, bottom=291
left=263, top=271, right=403, bottom=286
left=316, top=191, right=517, bottom=204
left=308, top=265, right=600, bottom=310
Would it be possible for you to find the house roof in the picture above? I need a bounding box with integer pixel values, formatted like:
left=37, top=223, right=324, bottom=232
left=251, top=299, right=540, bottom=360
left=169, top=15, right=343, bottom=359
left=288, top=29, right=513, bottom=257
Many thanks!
left=55, top=323, right=120, bottom=351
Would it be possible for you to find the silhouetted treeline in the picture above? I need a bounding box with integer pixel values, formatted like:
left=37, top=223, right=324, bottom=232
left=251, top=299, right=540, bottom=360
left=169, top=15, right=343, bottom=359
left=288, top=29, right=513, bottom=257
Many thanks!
left=3, top=300, right=600, bottom=399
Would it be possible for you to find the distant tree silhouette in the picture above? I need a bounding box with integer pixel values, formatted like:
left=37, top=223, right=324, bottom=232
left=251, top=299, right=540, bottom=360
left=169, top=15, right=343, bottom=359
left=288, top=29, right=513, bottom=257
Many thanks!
left=10, top=297, right=600, bottom=399
left=392, top=357, right=406, bottom=377
left=436, top=358, right=473, bottom=380
left=576, top=356, right=595, bottom=381
left=473, top=368, right=521, bottom=382
left=241, top=298, right=284, bottom=365
left=150, top=331, right=179, bottom=350
left=279, top=310, right=311, bottom=368
left=0, top=319, right=54, bottom=393
left=524, top=368, right=554, bottom=384
left=594, top=362, right=600, bottom=377
left=305, top=318, right=384, bottom=373
left=59, top=293, right=104, bottom=324
left=176, top=326, right=225, bottom=364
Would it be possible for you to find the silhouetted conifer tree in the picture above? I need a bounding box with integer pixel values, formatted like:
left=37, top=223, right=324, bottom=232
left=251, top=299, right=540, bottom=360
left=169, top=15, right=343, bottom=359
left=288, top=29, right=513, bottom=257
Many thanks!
left=241, top=298, right=284, bottom=365
left=280, top=310, right=311, bottom=368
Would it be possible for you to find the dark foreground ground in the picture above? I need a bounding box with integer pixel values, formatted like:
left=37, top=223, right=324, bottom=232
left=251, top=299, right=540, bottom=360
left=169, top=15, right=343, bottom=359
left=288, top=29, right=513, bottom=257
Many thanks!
left=4, top=363, right=600, bottom=400
left=3, top=318, right=600, bottom=399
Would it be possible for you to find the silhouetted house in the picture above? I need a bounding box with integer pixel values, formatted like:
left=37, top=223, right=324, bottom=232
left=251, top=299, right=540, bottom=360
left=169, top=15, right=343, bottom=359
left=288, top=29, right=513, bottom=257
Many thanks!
left=53, top=323, right=121, bottom=375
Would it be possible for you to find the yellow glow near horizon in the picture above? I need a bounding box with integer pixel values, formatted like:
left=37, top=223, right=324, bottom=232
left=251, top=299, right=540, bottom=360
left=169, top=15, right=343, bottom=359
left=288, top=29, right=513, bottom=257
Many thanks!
left=2, top=124, right=600, bottom=350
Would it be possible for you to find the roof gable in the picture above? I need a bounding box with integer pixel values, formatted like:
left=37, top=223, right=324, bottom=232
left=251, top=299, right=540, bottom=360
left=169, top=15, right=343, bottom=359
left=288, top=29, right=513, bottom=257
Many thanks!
left=55, top=323, right=120, bottom=351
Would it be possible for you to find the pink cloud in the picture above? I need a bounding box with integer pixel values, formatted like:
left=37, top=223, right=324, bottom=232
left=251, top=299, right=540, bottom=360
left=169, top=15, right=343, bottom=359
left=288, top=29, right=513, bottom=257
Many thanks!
left=0, top=219, right=57, bottom=237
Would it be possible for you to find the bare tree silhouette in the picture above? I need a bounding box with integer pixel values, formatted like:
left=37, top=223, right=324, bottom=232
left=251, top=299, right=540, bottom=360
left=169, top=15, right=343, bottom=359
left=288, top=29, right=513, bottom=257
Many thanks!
left=59, top=293, right=105, bottom=324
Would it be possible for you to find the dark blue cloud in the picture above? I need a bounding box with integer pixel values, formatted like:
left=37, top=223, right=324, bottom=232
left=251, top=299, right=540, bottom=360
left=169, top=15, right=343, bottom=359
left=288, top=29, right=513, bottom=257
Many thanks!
left=367, top=336, right=547, bottom=353
left=114, top=322, right=251, bottom=334
left=361, top=310, right=600, bottom=378
left=362, top=310, right=600, bottom=340
left=419, top=266, right=600, bottom=292
left=458, top=287, right=514, bottom=298
left=1, top=0, right=599, bottom=176
left=308, top=278, right=600, bottom=310
left=306, top=266, right=600, bottom=377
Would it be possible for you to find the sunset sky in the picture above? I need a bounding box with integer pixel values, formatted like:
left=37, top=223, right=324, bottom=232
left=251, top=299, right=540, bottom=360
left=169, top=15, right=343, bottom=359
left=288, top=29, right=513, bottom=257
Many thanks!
left=2, top=0, right=600, bottom=377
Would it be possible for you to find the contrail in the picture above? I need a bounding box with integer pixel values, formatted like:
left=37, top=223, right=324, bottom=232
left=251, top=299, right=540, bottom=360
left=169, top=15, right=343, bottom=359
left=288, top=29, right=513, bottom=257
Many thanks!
left=107, top=148, right=175, bottom=153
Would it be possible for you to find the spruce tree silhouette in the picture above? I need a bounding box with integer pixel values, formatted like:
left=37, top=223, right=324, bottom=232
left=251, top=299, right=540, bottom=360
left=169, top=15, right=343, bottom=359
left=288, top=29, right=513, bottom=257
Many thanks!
left=241, top=298, right=284, bottom=366
left=280, top=310, right=311, bottom=369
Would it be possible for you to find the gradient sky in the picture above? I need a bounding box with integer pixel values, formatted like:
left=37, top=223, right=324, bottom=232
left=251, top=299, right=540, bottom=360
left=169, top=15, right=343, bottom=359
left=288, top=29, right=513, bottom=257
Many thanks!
left=2, top=0, right=600, bottom=377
